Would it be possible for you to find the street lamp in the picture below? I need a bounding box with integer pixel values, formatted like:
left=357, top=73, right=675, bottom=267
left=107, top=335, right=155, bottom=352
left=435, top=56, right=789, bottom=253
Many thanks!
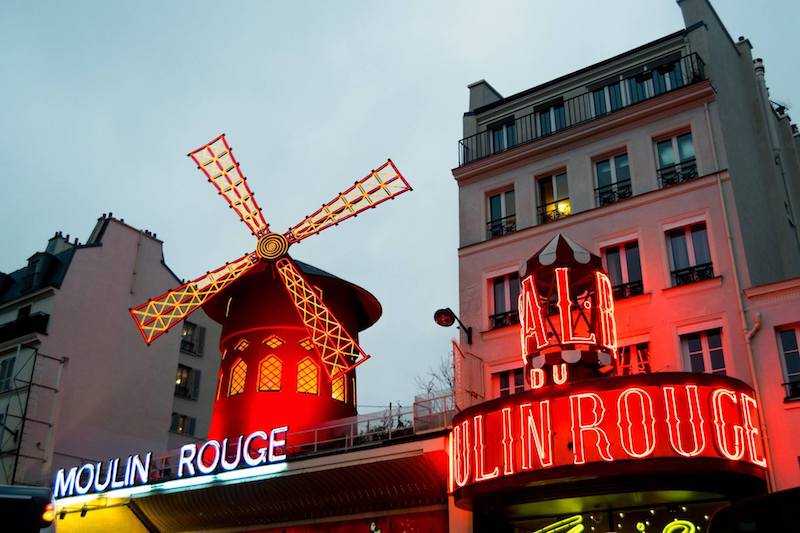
left=433, top=307, right=473, bottom=344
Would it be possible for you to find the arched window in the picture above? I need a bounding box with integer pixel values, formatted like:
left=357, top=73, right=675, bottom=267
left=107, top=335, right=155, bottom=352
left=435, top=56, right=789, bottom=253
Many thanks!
left=258, top=355, right=282, bottom=392
left=228, top=359, right=247, bottom=396
left=296, top=357, right=318, bottom=395
left=331, top=375, right=346, bottom=402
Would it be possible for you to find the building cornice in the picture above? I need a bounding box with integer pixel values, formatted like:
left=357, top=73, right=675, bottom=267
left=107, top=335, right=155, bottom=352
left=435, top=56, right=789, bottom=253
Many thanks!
left=744, top=276, right=800, bottom=301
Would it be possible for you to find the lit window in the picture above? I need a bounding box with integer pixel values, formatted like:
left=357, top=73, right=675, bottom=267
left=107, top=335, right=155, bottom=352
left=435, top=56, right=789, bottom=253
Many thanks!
left=296, top=357, right=319, bottom=395
left=229, top=359, right=247, bottom=396
left=486, top=189, right=516, bottom=240
left=490, top=272, right=520, bottom=329
left=234, top=338, right=250, bottom=352
left=656, top=132, right=697, bottom=188
left=667, top=223, right=713, bottom=286
left=778, top=329, right=800, bottom=400
left=682, top=328, right=725, bottom=375
left=180, top=321, right=205, bottom=355
left=170, top=413, right=196, bottom=436
left=595, top=153, right=632, bottom=206
left=0, top=355, right=15, bottom=393
left=258, top=355, right=282, bottom=392
left=299, top=337, right=315, bottom=351
left=617, top=342, right=651, bottom=375
left=497, top=368, right=525, bottom=398
left=263, top=335, right=284, bottom=349
left=602, top=241, right=643, bottom=299
left=538, top=172, right=570, bottom=224
left=332, top=375, right=346, bottom=402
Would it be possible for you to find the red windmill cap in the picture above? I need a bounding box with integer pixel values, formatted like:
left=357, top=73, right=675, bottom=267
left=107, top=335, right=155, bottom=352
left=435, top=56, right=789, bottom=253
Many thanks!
left=522, top=234, right=603, bottom=288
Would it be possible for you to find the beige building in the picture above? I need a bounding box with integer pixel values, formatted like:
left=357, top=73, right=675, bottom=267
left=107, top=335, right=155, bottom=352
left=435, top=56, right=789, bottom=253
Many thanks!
left=0, top=214, right=221, bottom=486
left=453, top=0, right=800, bottom=503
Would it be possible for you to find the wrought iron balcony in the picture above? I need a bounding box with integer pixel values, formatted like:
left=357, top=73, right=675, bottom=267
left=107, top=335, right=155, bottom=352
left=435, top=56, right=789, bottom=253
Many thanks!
left=458, top=53, right=706, bottom=166
left=538, top=200, right=571, bottom=224
left=671, top=262, right=714, bottom=286
left=657, top=158, right=698, bottom=188
left=486, top=215, right=516, bottom=240
left=490, top=310, right=519, bottom=329
left=0, top=312, right=49, bottom=344
left=596, top=180, right=633, bottom=207
left=612, top=280, right=644, bottom=300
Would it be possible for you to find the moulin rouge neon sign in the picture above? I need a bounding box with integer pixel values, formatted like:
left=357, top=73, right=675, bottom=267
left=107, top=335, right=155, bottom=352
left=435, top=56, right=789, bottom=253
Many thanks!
left=448, top=374, right=766, bottom=491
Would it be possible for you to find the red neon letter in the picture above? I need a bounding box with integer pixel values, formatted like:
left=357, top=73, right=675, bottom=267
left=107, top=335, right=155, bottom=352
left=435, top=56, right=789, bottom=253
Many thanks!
left=594, top=272, right=617, bottom=356
left=663, top=385, right=706, bottom=457
left=473, top=415, right=499, bottom=482
left=519, top=275, right=549, bottom=363
left=556, top=268, right=596, bottom=345
left=452, top=420, right=471, bottom=487
left=501, top=407, right=514, bottom=475
left=616, top=387, right=656, bottom=458
left=569, top=393, right=613, bottom=464
left=519, top=401, right=553, bottom=469
left=530, top=368, right=545, bottom=389
left=552, top=363, right=569, bottom=385
left=740, top=393, right=767, bottom=467
left=711, top=389, right=745, bottom=461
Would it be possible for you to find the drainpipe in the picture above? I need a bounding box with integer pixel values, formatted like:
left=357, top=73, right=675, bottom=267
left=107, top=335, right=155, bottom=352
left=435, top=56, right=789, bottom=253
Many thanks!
left=707, top=103, right=776, bottom=490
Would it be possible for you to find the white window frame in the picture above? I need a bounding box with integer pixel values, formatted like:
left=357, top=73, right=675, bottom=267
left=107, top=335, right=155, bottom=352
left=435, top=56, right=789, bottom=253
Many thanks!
left=538, top=172, right=570, bottom=207
left=681, top=328, right=726, bottom=375
left=495, top=367, right=525, bottom=398
left=490, top=122, right=516, bottom=153
left=486, top=188, right=515, bottom=223
left=654, top=131, right=695, bottom=170
left=777, top=327, right=800, bottom=398
left=490, top=272, right=520, bottom=320
left=665, top=222, right=712, bottom=272
left=536, top=103, right=566, bottom=136
left=0, top=355, right=15, bottom=393
left=601, top=240, right=642, bottom=288
left=595, top=153, right=630, bottom=187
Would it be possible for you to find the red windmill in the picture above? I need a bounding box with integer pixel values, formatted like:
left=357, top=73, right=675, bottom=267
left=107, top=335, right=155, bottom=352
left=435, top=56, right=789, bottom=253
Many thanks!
left=130, top=134, right=411, bottom=440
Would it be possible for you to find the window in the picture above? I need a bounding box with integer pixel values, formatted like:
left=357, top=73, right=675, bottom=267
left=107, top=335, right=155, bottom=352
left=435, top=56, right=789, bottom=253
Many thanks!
left=332, top=375, right=346, bottom=402
left=656, top=132, right=697, bottom=187
left=595, top=153, right=632, bottom=206
left=170, top=413, right=196, bottom=436
left=602, top=241, right=643, bottom=299
left=617, top=343, right=651, bottom=375
left=174, top=364, right=201, bottom=400
left=229, top=359, right=247, bottom=396
left=592, top=81, right=624, bottom=116
left=263, top=335, right=284, bottom=349
left=258, top=355, right=282, bottom=392
left=0, top=356, right=15, bottom=392
left=498, top=368, right=525, bottom=398
left=667, top=223, right=713, bottom=286
left=627, top=75, right=648, bottom=104
left=682, top=328, right=726, bottom=375
left=17, top=305, right=31, bottom=320
left=537, top=102, right=566, bottom=136
left=490, top=121, right=517, bottom=153
left=298, top=337, right=315, bottom=351
left=487, top=189, right=516, bottom=239
left=296, top=357, right=319, bottom=395
left=538, top=172, right=570, bottom=224
left=778, top=329, right=800, bottom=400
left=490, top=272, right=520, bottom=329
left=180, top=321, right=205, bottom=355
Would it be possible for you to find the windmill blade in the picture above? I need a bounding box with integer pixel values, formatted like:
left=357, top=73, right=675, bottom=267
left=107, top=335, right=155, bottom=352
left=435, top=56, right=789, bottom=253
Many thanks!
left=188, top=134, right=270, bottom=237
left=285, top=159, right=411, bottom=244
left=131, top=253, right=258, bottom=344
left=275, top=258, right=369, bottom=380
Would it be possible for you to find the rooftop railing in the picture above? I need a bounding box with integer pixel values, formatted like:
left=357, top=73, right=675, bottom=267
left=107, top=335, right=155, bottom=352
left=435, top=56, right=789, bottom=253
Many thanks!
left=458, top=53, right=706, bottom=166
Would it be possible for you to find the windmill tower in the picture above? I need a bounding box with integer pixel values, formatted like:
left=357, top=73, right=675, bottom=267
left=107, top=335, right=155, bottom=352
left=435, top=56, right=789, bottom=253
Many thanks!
left=130, top=134, right=411, bottom=441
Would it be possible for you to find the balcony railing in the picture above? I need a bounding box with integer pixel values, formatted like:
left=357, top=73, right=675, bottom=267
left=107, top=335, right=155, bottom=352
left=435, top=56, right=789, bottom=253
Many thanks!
left=671, top=262, right=714, bottom=286
left=596, top=180, right=633, bottom=207
left=490, top=310, right=519, bottom=329
left=657, top=158, right=698, bottom=188
left=458, top=53, right=706, bottom=166
left=0, top=312, right=49, bottom=344
left=538, top=199, right=571, bottom=224
left=486, top=214, right=517, bottom=240
left=612, top=280, right=644, bottom=300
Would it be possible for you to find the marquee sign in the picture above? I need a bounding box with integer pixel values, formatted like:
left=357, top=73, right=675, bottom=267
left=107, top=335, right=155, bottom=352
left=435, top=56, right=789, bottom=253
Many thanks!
left=448, top=373, right=766, bottom=493
left=54, top=425, right=288, bottom=500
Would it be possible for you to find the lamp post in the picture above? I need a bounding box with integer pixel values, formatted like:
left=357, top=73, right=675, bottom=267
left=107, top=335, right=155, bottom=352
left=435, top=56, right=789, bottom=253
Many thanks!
left=433, top=307, right=473, bottom=345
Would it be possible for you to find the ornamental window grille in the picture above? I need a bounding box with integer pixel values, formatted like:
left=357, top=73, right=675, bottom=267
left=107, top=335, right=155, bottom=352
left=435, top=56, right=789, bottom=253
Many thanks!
left=258, top=355, right=282, bottom=392
left=229, top=359, right=247, bottom=396
left=263, top=335, right=285, bottom=349
left=234, top=338, right=250, bottom=352
left=298, top=337, right=315, bottom=351
left=297, top=357, right=319, bottom=395
left=332, top=375, right=346, bottom=402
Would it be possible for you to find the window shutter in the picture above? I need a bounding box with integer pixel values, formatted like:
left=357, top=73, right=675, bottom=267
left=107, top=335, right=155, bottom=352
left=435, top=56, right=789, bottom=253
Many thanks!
left=197, top=327, right=206, bottom=355
left=192, top=369, right=202, bottom=400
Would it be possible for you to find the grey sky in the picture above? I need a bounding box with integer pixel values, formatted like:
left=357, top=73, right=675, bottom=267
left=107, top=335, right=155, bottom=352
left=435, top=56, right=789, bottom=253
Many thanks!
left=1, top=1, right=797, bottom=407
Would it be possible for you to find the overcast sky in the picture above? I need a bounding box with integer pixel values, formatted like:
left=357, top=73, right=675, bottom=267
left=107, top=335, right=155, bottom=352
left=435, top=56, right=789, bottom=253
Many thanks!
left=1, top=0, right=797, bottom=408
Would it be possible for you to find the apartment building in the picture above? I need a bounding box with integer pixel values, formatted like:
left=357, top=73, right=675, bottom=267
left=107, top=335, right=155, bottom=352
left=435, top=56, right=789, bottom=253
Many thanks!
left=0, top=214, right=221, bottom=486
left=451, top=0, right=800, bottom=523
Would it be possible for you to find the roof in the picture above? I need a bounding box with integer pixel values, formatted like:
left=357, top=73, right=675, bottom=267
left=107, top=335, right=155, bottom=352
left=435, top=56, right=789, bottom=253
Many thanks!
left=0, top=247, right=76, bottom=307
